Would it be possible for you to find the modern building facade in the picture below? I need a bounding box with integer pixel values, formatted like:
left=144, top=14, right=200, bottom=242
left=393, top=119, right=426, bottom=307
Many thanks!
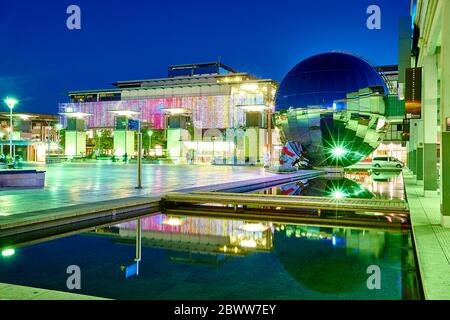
left=372, top=65, right=407, bottom=163
left=0, top=112, right=59, bottom=162
left=408, top=0, right=450, bottom=227
left=59, top=62, right=280, bottom=164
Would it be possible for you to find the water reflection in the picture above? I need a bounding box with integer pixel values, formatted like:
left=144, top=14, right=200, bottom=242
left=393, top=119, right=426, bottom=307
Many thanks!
left=0, top=211, right=419, bottom=299
left=91, top=213, right=415, bottom=292
left=346, top=171, right=405, bottom=200
left=106, top=214, right=274, bottom=257
left=100, top=214, right=405, bottom=260
left=91, top=213, right=418, bottom=298
left=255, top=171, right=404, bottom=200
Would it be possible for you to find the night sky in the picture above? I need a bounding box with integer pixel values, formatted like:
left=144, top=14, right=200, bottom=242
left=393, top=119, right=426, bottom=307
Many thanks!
left=0, top=0, right=411, bottom=114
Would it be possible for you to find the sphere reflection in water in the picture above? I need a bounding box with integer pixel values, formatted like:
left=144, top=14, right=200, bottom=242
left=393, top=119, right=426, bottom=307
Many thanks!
left=275, top=226, right=388, bottom=294
left=275, top=52, right=389, bottom=168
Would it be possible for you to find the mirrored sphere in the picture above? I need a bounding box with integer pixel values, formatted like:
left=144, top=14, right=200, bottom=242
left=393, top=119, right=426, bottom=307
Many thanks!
left=275, top=52, right=389, bottom=167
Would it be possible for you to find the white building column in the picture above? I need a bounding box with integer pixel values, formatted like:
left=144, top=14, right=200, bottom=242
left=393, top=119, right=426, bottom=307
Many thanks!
left=440, top=0, right=450, bottom=227
left=409, top=119, right=418, bottom=176
left=416, top=120, right=424, bottom=184
left=422, top=54, right=439, bottom=196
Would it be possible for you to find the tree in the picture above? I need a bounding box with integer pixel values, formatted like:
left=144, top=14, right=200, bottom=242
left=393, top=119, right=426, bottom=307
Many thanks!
left=94, top=129, right=114, bottom=155
left=135, top=129, right=166, bottom=156
left=59, top=129, right=66, bottom=149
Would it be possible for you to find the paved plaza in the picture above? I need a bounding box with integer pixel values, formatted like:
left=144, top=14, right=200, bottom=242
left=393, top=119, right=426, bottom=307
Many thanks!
left=0, top=163, right=274, bottom=217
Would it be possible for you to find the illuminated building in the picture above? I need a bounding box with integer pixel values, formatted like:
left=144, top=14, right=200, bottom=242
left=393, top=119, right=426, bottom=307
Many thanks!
left=0, top=112, right=59, bottom=161
left=371, top=66, right=407, bottom=163
left=59, top=62, right=280, bottom=164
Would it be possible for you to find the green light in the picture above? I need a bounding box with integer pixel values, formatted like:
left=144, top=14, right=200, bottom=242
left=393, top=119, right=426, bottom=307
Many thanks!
left=4, top=97, right=18, bottom=109
left=1, top=248, right=15, bottom=257
left=55, top=124, right=63, bottom=131
left=332, top=190, right=347, bottom=199
left=147, top=130, right=154, bottom=137
left=332, top=147, right=347, bottom=158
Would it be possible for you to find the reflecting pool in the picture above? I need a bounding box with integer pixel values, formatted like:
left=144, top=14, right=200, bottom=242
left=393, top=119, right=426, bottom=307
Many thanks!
left=0, top=212, right=421, bottom=300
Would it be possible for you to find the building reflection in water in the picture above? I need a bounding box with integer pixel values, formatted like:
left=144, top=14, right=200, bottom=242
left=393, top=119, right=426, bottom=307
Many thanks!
left=103, top=214, right=274, bottom=258
left=91, top=213, right=418, bottom=296
left=96, top=213, right=391, bottom=262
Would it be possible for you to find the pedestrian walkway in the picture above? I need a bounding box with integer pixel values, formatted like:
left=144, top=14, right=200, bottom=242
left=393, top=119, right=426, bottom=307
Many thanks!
left=404, top=170, right=450, bottom=300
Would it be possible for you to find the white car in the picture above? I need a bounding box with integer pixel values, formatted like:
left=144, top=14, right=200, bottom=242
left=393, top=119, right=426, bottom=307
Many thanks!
left=372, top=156, right=404, bottom=169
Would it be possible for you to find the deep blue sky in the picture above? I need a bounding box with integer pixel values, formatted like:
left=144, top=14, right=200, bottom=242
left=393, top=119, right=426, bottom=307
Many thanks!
left=0, top=0, right=411, bottom=114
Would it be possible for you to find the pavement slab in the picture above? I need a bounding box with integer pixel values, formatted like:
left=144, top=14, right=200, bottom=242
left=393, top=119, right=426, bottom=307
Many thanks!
left=0, top=282, right=108, bottom=300
left=404, top=170, right=450, bottom=300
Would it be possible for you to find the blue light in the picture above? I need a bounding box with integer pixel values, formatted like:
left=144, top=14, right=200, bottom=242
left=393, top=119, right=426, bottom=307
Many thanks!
left=411, top=1, right=417, bottom=30
left=332, top=235, right=337, bottom=246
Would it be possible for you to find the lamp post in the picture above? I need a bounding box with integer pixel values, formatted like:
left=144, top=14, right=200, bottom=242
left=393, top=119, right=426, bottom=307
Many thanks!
left=136, top=121, right=143, bottom=189
left=147, top=130, right=153, bottom=156
left=267, top=106, right=272, bottom=166
left=211, top=136, right=216, bottom=164
left=96, top=130, right=102, bottom=156
left=46, top=121, right=51, bottom=164
left=4, top=97, right=18, bottom=158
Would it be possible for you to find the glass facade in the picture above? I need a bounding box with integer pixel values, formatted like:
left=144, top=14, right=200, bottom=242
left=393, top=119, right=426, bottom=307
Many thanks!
left=60, top=87, right=270, bottom=130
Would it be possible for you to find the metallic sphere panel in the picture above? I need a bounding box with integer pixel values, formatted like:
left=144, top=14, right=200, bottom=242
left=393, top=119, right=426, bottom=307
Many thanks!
left=276, top=108, right=387, bottom=167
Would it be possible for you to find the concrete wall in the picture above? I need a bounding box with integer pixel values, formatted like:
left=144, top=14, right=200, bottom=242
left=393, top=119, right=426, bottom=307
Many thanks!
left=65, top=131, right=86, bottom=157
left=0, top=170, right=45, bottom=188
left=113, top=130, right=135, bottom=157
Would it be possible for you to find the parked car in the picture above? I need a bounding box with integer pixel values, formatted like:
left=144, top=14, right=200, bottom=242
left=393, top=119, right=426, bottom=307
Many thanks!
left=372, top=156, right=404, bottom=169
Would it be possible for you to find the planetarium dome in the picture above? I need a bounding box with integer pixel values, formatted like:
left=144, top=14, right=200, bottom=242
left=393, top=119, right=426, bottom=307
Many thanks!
left=276, top=52, right=388, bottom=111
left=275, top=52, right=389, bottom=168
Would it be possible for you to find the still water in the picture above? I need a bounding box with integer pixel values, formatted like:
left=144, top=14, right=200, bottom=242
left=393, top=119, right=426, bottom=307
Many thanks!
left=0, top=212, right=421, bottom=300
left=253, top=171, right=405, bottom=200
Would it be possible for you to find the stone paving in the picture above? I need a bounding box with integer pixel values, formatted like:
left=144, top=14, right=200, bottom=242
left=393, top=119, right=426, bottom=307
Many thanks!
left=0, top=163, right=275, bottom=217
left=0, top=282, right=108, bottom=300
left=404, top=170, right=450, bottom=300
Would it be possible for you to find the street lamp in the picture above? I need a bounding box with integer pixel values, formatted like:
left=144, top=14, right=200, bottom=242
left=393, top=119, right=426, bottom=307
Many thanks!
left=96, top=130, right=102, bottom=156
left=4, top=97, right=18, bottom=157
left=148, top=130, right=154, bottom=156
left=211, top=136, right=216, bottom=164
